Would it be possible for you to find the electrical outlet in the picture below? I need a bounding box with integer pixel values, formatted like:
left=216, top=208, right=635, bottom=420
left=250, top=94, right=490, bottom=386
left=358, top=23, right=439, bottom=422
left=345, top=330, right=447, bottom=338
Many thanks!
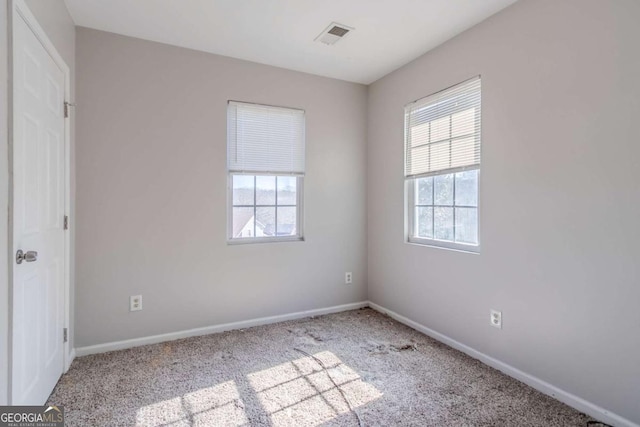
left=345, top=272, right=353, bottom=284
left=490, top=309, right=502, bottom=329
left=130, top=295, right=142, bottom=312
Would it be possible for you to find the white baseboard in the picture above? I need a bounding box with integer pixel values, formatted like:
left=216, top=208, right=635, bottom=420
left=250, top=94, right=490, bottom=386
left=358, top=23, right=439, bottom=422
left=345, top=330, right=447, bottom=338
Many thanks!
left=75, top=301, right=368, bottom=357
left=72, top=299, right=636, bottom=426
left=368, top=301, right=638, bottom=427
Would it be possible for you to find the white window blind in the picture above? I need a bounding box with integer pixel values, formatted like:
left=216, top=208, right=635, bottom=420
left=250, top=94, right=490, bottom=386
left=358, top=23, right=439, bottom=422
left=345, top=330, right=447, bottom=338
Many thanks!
left=227, top=101, right=305, bottom=174
left=404, top=77, right=481, bottom=178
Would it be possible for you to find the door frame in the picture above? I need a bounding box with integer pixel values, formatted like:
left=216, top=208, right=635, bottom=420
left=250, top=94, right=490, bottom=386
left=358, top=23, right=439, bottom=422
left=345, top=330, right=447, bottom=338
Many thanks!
left=8, top=0, right=72, bottom=403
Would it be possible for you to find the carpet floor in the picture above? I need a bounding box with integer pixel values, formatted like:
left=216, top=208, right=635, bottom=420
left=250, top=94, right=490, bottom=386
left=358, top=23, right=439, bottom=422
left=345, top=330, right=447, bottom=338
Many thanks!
left=48, top=308, right=595, bottom=426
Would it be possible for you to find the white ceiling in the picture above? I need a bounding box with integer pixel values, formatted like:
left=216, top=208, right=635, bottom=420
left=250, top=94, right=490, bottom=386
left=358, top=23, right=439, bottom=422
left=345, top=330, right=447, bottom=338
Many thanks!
left=63, top=0, right=517, bottom=84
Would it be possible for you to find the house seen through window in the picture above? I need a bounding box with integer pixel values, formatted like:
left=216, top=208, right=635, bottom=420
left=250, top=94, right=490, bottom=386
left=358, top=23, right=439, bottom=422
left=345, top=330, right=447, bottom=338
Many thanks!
left=232, top=175, right=298, bottom=238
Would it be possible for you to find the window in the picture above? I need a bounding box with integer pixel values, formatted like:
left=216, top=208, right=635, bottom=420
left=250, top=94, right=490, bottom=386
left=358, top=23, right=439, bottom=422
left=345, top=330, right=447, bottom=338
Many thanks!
left=227, top=101, right=305, bottom=243
left=405, top=77, right=481, bottom=251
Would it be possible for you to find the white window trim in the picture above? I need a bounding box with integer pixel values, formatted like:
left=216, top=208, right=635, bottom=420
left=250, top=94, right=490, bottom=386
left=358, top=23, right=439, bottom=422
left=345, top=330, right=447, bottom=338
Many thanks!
left=405, top=169, right=481, bottom=254
left=227, top=173, right=305, bottom=245
left=404, top=77, right=481, bottom=253
left=226, top=100, right=305, bottom=245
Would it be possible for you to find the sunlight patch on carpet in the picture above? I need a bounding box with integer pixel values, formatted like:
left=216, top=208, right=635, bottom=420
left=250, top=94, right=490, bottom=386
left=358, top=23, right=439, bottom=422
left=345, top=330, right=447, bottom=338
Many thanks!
left=247, top=351, right=382, bottom=426
left=135, top=380, right=249, bottom=427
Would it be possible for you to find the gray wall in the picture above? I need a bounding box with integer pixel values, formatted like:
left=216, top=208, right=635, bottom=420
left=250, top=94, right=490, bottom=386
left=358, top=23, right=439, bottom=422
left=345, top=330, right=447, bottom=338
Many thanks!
left=75, top=27, right=368, bottom=347
left=367, top=0, right=640, bottom=423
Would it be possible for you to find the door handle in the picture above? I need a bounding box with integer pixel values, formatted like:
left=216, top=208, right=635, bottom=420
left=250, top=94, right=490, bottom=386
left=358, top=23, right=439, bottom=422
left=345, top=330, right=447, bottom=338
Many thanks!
left=16, top=250, right=38, bottom=264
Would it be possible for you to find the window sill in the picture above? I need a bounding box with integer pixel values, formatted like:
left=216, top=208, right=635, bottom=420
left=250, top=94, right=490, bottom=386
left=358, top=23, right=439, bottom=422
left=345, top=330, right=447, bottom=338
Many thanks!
left=406, top=238, right=480, bottom=254
left=227, top=236, right=305, bottom=245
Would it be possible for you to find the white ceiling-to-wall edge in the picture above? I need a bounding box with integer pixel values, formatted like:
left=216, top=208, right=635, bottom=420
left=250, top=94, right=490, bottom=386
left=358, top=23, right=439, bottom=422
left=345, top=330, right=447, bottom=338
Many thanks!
left=63, top=0, right=517, bottom=84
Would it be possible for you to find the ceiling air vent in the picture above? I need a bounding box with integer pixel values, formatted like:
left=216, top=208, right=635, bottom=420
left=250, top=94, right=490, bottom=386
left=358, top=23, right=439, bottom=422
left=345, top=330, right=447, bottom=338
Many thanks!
left=315, top=22, right=354, bottom=46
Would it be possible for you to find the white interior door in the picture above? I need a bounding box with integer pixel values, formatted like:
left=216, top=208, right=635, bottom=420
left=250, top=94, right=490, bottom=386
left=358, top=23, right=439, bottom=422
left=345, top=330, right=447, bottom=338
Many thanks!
left=12, top=8, right=66, bottom=405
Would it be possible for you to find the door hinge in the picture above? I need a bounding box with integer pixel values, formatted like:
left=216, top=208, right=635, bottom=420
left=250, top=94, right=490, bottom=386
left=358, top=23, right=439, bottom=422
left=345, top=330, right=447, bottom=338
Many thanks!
left=63, top=328, right=68, bottom=343
left=64, top=215, right=69, bottom=230
left=64, top=101, right=76, bottom=118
